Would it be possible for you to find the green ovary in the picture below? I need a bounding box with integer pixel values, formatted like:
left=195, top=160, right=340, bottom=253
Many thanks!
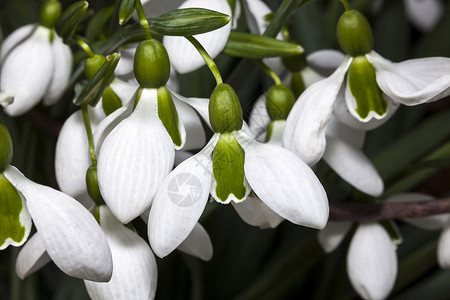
left=212, top=133, right=246, bottom=202
left=348, top=56, right=387, bottom=120
left=0, top=174, right=26, bottom=245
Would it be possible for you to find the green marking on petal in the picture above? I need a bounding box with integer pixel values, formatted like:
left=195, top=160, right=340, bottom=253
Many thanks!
left=348, top=56, right=387, bottom=120
left=102, top=86, right=122, bottom=116
left=212, top=133, right=246, bottom=202
left=157, top=86, right=182, bottom=147
left=0, top=174, right=27, bottom=248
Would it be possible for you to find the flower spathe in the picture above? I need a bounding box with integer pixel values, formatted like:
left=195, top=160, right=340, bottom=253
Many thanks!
left=283, top=51, right=450, bottom=166
left=0, top=24, right=72, bottom=116
left=3, top=166, right=112, bottom=282
left=148, top=128, right=329, bottom=258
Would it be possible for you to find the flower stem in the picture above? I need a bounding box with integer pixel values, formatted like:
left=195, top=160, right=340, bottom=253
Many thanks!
left=134, top=0, right=152, bottom=40
left=340, top=0, right=351, bottom=11
left=253, top=59, right=281, bottom=85
left=75, top=36, right=95, bottom=58
left=186, top=36, right=223, bottom=86
left=81, top=103, right=97, bottom=166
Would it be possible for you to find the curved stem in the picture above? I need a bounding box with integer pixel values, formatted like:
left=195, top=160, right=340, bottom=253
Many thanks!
left=185, top=36, right=223, bottom=85
left=81, top=103, right=97, bottom=166
left=134, top=0, right=152, bottom=40
left=340, top=0, right=351, bottom=11
left=252, top=59, right=281, bottom=85
left=75, top=36, right=95, bottom=58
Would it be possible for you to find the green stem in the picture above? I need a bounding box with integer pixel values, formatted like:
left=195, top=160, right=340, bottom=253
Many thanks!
left=75, top=36, right=94, bottom=58
left=134, top=0, right=152, bottom=40
left=10, top=248, right=21, bottom=300
left=340, top=0, right=352, bottom=11
left=252, top=59, right=281, bottom=85
left=185, top=36, right=223, bottom=85
left=81, top=103, right=97, bottom=166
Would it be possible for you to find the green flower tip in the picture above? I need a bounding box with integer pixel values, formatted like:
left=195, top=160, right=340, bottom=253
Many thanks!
left=86, top=165, right=105, bottom=206
left=102, top=86, right=123, bottom=116
left=85, top=54, right=107, bottom=80
left=134, top=40, right=170, bottom=89
left=266, top=84, right=295, bottom=121
left=157, top=86, right=182, bottom=147
left=209, top=84, right=243, bottom=133
left=40, top=0, right=63, bottom=29
left=0, top=120, right=13, bottom=173
left=337, top=10, right=373, bottom=57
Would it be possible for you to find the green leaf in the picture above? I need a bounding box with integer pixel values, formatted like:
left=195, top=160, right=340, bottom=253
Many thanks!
left=55, top=1, right=89, bottom=43
left=148, top=8, right=231, bottom=36
left=224, top=32, right=304, bottom=59
left=86, top=4, right=115, bottom=41
left=74, top=52, right=120, bottom=106
left=118, top=0, right=135, bottom=25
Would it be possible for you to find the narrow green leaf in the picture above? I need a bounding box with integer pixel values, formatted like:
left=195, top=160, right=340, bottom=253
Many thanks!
left=224, top=32, right=303, bottom=59
left=86, top=5, right=115, bottom=41
left=148, top=8, right=231, bottom=36
left=74, top=53, right=121, bottom=106
left=118, top=0, right=135, bottom=25
left=55, top=1, right=89, bottom=43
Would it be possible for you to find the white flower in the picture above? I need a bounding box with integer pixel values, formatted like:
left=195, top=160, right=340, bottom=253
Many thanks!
left=283, top=51, right=450, bottom=166
left=0, top=24, right=72, bottom=116
left=3, top=165, right=112, bottom=282
left=148, top=91, right=329, bottom=258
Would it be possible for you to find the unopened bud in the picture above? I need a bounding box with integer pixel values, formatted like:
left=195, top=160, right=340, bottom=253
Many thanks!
left=40, top=0, right=62, bottom=29
left=134, top=40, right=170, bottom=88
left=266, top=84, right=295, bottom=120
left=85, top=54, right=107, bottom=80
left=209, top=84, right=243, bottom=133
left=337, top=10, right=373, bottom=57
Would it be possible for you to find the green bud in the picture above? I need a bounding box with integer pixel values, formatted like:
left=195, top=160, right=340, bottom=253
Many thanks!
left=134, top=40, right=170, bottom=89
left=290, top=72, right=306, bottom=99
left=40, top=0, right=62, bottom=29
left=157, top=86, right=182, bottom=147
left=85, top=54, right=107, bottom=80
left=102, top=86, right=122, bottom=116
left=337, top=10, right=373, bottom=57
left=0, top=120, right=13, bottom=173
left=266, top=84, right=295, bottom=121
left=281, top=53, right=307, bottom=73
left=85, top=165, right=104, bottom=206
left=209, top=84, right=243, bottom=133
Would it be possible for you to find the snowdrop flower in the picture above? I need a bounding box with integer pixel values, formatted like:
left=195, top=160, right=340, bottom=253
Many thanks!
left=283, top=8, right=450, bottom=166
left=318, top=193, right=449, bottom=300
left=96, top=39, right=191, bottom=223
left=2, top=166, right=112, bottom=282
left=148, top=83, right=329, bottom=258
left=0, top=0, right=72, bottom=116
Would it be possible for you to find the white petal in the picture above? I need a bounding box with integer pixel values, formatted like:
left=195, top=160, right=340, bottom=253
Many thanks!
left=141, top=0, right=185, bottom=17
left=55, top=110, right=91, bottom=200
left=438, top=222, right=450, bottom=269
left=163, top=0, right=232, bottom=74
left=322, top=136, right=384, bottom=197
left=367, top=51, right=450, bottom=105
left=347, top=223, right=397, bottom=300
left=306, top=49, right=346, bottom=77
left=266, top=120, right=285, bottom=146
left=16, top=233, right=51, bottom=279
left=109, top=78, right=139, bottom=105
left=283, top=57, right=352, bottom=166
left=114, top=44, right=137, bottom=78
left=85, top=206, right=157, bottom=300
left=300, top=66, right=325, bottom=87
left=248, top=93, right=270, bottom=141
left=98, top=89, right=175, bottom=223
left=232, top=194, right=284, bottom=228
left=169, top=89, right=211, bottom=126
left=326, top=115, right=365, bottom=149
left=230, top=0, right=241, bottom=29
left=1, top=26, right=53, bottom=116
left=173, top=98, right=205, bottom=150
left=43, top=34, right=73, bottom=105
left=177, top=223, right=213, bottom=261
left=4, top=166, right=112, bottom=282
left=387, top=193, right=450, bottom=230
left=318, top=221, right=352, bottom=253
left=148, top=135, right=219, bottom=258
left=405, top=0, right=443, bottom=32
left=1, top=24, right=35, bottom=62
left=93, top=94, right=136, bottom=154
left=175, top=150, right=194, bottom=166
left=235, top=131, right=329, bottom=229
left=333, top=87, right=400, bottom=131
